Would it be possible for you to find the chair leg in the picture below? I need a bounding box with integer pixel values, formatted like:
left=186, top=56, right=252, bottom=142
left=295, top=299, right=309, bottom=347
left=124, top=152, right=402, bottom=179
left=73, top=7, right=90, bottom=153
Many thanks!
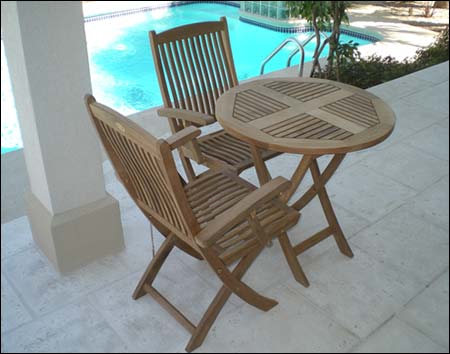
left=145, top=212, right=204, bottom=261
left=133, top=234, right=176, bottom=300
left=278, top=232, right=310, bottom=287
left=202, top=247, right=278, bottom=312
left=133, top=239, right=276, bottom=352
left=186, top=246, right=277, bottom=353
left=173, top=237, right=204, bottom=261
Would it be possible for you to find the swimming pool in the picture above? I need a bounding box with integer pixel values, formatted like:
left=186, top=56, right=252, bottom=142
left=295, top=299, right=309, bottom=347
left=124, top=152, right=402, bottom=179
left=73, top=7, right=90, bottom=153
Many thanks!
left=1, top=2, right=374, bottom=154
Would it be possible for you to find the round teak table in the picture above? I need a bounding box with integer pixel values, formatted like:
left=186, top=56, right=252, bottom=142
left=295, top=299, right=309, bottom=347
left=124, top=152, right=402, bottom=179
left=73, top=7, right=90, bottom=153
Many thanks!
left=216, top=77, right=396, bottom=286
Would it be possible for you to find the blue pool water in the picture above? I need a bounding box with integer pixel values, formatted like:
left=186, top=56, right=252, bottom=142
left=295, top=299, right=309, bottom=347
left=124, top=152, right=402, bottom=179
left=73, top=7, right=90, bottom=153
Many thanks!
left=1, top=3, right=373, bottom=154
left=85, top=3, right=372, bottom=115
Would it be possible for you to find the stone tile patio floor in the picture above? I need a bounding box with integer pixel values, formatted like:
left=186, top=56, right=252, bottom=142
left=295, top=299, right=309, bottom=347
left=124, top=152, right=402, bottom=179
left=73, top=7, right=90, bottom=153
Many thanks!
left=1, top=62, right=449, bottom=353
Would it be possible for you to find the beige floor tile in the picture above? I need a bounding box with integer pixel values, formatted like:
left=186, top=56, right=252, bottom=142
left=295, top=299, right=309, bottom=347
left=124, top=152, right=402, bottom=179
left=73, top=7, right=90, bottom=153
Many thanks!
left=1, top=301, right=129, bottom=353
left=399, top=271, right=450, bottom=349
left=328, top=164, right=417, bottom=223
left=288, top=246, right=423, bottom=338
left=1, top=273, right=33, bottom=334
left=402, top=81, right=450, bottom=117
left=412, top=62, right=449, bottom=85
left=403, top=124, right=450, bottom=162
left=1, top=247, right=130, bottom=316
left=361, top=143, right=449, bottom=191
left=390, top=99, right=448, bottom=133
left=352, top=206, right=449, bottom=283
left=352, top=317, right=446, bottom=353
left=198, top=285, right=359, bottom=353
left=1, top=216, right=34, bottom=260
left=367, top=75, right=434, bottom=104
left=406, top=175, right=449, bottom=231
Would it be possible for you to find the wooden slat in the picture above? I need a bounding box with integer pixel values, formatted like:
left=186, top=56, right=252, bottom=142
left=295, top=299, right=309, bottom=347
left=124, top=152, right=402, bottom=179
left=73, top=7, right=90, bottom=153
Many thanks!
left=189, top=36, right=210, bottom=115
left=233, top=90, right=289, bottom=123
left=144, top=285, right=196, bottom=334
left=264, top=81, right=341, bottom=102
left=262, top=113, right=354, bottom=141
left=206, top=32, right=224, bottom=97
left=293, top=227, right=334, bottom=255
left=194, top=35, right=214, bottom=115
left=177, top=40, right=199, bottom=112
left=211, top=31, right=230, bottom=91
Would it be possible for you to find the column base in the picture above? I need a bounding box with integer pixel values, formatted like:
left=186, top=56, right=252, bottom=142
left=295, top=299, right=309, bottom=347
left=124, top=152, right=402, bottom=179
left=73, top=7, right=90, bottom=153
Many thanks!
left=26, top=191, right=124, bottom=273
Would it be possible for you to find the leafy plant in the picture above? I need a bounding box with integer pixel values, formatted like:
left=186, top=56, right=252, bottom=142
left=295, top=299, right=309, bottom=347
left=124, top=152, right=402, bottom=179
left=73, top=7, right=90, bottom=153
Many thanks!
left=286, top=1, right=351, bottom=78
left=286, top=1, right=331, bottom=76
left=326, top=27, right=449, bottom=89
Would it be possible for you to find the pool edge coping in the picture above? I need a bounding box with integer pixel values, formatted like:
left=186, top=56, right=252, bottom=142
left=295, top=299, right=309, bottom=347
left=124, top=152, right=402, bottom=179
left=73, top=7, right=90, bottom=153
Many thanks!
left=83, top=1, right=382, bottom=42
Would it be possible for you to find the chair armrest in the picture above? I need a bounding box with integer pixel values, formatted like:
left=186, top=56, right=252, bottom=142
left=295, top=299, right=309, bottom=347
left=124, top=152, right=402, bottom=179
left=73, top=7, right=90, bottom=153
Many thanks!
left=165, top=126, right=202, bottom=150
left=158, top=108, right=216, bottom=126
left=195, top=177, right=291, bottom=248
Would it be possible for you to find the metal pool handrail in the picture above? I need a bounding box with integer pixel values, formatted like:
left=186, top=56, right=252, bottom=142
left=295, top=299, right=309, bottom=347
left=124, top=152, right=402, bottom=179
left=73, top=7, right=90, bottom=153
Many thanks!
left=260, top=37, right=306, bottom=77
left=286, top=32, right=329, bottom=69
left=259, top=32, right=329, bottom=77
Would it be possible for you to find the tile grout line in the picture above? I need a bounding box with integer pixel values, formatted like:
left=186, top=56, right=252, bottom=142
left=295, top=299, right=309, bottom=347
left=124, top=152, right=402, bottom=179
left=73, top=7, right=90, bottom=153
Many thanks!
left=1, top=244, right=36, bottom=262
left=395, top=311, right=450, bottom=351
left=397, top=266, right=450, bottom=313
left=84, top=294, right=138, bottom=352
left=1, top=269, right=37, bottom=332
left=345, top=313, right=396, bottom=353
left=361, top=144, right=449, bottom=192
left=402, top=138, right=450, bottom=164
left=0, top=256, right=149, bottom=337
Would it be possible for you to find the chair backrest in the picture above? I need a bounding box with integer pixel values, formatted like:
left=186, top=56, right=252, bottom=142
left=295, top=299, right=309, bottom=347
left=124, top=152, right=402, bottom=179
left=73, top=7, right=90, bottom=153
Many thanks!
left=150, top=17, right=239, bottom=130
left=85, top=95, right=201, bottom=244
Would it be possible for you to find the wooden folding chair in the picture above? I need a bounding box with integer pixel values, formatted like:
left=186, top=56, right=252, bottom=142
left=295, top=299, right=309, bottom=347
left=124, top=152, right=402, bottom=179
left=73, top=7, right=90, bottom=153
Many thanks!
left=85, top=95, right=300, bottom=352
left=149, top=17, right=281, bottom=182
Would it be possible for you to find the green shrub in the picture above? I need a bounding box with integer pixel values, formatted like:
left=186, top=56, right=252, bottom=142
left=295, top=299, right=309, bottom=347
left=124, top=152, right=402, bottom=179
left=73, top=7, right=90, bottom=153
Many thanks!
left=325, top=27, right=449, bottom=89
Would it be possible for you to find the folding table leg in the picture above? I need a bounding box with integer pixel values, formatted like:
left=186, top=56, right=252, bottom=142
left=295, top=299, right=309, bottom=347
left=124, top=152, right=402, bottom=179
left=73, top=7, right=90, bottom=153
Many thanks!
left=292, top=154, right=346, bottom=211
left=250, top=145, right=272, bottom=186
left=309, top=159, right=354, bottom=258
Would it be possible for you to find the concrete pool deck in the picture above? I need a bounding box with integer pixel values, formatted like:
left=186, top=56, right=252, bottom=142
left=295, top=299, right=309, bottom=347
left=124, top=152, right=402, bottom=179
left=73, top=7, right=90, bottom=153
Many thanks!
left=1, top=61, right=449, bottom=352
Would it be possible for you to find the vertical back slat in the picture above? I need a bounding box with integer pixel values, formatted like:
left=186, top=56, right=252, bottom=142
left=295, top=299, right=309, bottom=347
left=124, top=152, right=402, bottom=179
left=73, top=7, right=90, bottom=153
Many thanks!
left=86, top=97, right=200, bottom=240
left=167, top=42, right=187, bottom=110
left=188, top=36, right=210, bottom=115
left=220, top=17, right=239, bottom=87
left=178, top=39, right=200, bottom=112
left=212, top=31, right=230, bottom=91
left=183, top=38, right=206, bottom=114
left=200, top=34, right=219, bottom=107
left=194, top=35, right=215, bottom=115
left=161, top=43, right=180, bottom=108
left=150, top=19, right=238, bottom=120
left=172, top=41, right=193, bottom=111
left=217, top=32, right=235, bottom=90
left=206, top=33, right=223, bottom=98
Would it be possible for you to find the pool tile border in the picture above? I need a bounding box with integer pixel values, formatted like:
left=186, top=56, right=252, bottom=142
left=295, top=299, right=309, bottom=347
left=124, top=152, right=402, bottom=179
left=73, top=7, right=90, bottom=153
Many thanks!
left=239, top=16, right=381, bottom=42
left=84, top=1, right=240, bottom=23
left=84, top=1, right=380, bottom=42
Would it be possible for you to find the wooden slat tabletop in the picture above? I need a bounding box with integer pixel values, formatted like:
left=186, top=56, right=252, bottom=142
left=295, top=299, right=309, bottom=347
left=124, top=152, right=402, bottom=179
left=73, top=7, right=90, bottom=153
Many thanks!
left=216, top=78, right=396, bottom=155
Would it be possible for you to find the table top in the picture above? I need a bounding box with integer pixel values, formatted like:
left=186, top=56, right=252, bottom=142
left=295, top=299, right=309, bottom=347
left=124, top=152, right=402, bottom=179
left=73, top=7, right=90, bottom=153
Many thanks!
left=216, top=77, right=396, bottom=155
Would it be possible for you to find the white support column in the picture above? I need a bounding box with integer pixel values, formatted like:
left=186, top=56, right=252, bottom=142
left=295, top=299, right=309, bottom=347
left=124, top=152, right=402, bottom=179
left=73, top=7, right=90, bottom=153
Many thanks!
left=1, top=1, right=124, bottom=272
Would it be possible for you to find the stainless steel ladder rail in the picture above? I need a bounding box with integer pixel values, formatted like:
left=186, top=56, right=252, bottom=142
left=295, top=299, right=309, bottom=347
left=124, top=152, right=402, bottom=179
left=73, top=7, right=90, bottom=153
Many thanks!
left=286, top=32, right=330, bottom=68
left=260, top=37, right=306, bottom=76
left=260, top=32, right=330, bottom=77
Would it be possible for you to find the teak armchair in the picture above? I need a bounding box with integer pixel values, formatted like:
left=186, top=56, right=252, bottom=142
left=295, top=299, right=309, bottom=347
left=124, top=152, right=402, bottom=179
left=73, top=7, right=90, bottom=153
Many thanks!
left=85, top=95, right=300, bottom=352
left=149, top=17, right=281, bottom=182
